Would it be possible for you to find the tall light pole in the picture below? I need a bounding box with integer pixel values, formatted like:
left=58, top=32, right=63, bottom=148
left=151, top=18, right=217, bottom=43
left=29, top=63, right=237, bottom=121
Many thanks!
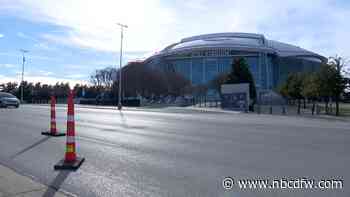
left=20, top=49, right=29, bottom=103
left=116, top=23, right=128, bottom=110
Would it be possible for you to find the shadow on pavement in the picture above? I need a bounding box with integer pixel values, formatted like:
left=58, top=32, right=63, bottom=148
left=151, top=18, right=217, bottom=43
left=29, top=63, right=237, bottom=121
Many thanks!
left=11, top=136, right=51, bottom=159
left=42, top=171, right=71, bottom=197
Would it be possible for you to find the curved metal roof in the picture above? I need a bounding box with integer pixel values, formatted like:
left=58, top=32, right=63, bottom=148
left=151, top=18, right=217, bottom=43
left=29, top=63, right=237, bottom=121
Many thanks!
left=148, top=32, right=326, bottom=62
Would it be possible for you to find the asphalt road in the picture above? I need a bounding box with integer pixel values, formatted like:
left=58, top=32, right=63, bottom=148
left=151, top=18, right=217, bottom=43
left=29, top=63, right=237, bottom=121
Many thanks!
left=0, top=104, right=349, bottom=197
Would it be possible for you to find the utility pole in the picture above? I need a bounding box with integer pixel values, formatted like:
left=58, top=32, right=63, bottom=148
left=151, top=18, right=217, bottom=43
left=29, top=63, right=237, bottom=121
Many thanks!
left=116, top=23, right=128, bottom=110
left=20, top=49, right=29, bottom=103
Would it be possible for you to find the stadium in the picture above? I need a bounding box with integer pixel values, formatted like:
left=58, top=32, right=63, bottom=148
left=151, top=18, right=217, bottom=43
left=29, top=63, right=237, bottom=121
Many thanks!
left=144, top=32, right=326, bottom=94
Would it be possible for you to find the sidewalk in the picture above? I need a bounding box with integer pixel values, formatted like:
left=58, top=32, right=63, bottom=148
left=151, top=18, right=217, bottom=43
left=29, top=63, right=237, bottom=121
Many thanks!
left=0, top=164, right=71, bottom=197
left=185, top=106, right=242, bottom=114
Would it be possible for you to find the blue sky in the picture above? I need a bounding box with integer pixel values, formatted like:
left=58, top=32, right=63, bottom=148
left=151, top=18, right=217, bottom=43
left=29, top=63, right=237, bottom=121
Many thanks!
left=0, top=0, right=349, bottom=84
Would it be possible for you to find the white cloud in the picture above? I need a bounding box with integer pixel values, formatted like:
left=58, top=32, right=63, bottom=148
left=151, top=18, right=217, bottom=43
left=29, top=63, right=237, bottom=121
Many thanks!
left=66, top=74, right=86, bottom=79
left=0, top=34, right=4, bottom=38
left=17, top=32, right=32, bottom=40
left=37, top=70, right=54, bottom=76
left=0, top=74, right=88, bottom=85
left=0, top=51, right=53, bottom=61
left=2, top=0, right=350, bottom=58
left=4, top=0, right=176, bottom=53
left=0, top=64, right=16, bottom=68
left=168, top=0, right=350, bottom=58
left=33, top=42, right=56, bottom=51
left=0, top=66, right=88, bottom=85
left=0, top=75, right=16, bottom=83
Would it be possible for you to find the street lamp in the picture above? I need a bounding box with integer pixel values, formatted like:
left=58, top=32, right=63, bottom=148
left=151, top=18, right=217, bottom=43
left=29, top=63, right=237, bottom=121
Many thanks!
left=116, top=23, right=128, bottom=110
left=19, top=49, right=29, bottom=103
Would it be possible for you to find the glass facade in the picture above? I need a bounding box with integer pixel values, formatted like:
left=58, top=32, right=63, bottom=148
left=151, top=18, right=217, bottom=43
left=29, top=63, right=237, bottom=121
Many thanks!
left=145, top=33, right=324, bottom=94
left=205, top=58, right=218, bottom=83
left=276, top=57, right=321, bottom=87
left=163, top=54, right=271, bottom=89
left=149, top=50, right=321, bottom=92
left=172, top=59, right=191, bottom=80
left=192, top=58, right=203, bottom=84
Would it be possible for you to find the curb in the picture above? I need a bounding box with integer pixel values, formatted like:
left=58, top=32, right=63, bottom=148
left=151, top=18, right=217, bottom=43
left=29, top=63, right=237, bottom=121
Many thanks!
left=0, top=163, right=74, bottom=197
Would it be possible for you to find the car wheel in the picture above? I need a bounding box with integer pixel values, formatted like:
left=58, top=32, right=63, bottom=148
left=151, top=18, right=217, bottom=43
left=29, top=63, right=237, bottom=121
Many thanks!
left=15, top=105, right=19, bottom=108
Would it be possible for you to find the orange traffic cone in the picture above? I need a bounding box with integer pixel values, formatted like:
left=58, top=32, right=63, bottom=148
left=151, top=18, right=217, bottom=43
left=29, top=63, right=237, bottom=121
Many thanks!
left=54, top=90, right=85, bottom=170
left=42, top=96, right=65, bottom=137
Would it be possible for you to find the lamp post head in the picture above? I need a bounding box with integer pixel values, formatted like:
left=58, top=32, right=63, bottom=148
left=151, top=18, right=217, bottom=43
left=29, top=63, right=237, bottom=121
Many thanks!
left=20, top=49, right=29, bottom=54
left=116, top=23, right=128, bottom=28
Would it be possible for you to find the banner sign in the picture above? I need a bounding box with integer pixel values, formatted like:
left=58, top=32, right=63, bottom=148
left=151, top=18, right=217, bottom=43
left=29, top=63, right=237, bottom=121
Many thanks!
left=221, top=83, right=249, bottom=111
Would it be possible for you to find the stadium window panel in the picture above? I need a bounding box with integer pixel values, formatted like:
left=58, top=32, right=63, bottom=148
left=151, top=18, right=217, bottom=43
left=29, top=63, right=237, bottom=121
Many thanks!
left=192, top=58, right=204, bottom=85
left=245, top=57, right=259, bottom=83
left=182, top=59, right=191, bottom=80
left=205, top=58, right=218, bottom=83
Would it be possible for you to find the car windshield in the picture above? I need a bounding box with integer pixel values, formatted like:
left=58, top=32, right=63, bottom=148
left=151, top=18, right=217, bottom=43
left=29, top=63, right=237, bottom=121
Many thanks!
left=0, top=92, right=16, bottom=98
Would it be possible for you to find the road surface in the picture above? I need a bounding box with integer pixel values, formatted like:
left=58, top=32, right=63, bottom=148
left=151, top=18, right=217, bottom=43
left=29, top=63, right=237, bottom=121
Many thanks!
left=0, top=104, right=349, bottom=197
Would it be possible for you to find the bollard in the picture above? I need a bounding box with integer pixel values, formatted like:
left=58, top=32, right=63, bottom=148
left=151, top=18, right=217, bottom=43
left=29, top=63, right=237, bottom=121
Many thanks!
left=54, top=90, right=85, bottom=170
left=41, top=96, right=66, bottom=137
left=269, top=106, right=273, bottom=114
